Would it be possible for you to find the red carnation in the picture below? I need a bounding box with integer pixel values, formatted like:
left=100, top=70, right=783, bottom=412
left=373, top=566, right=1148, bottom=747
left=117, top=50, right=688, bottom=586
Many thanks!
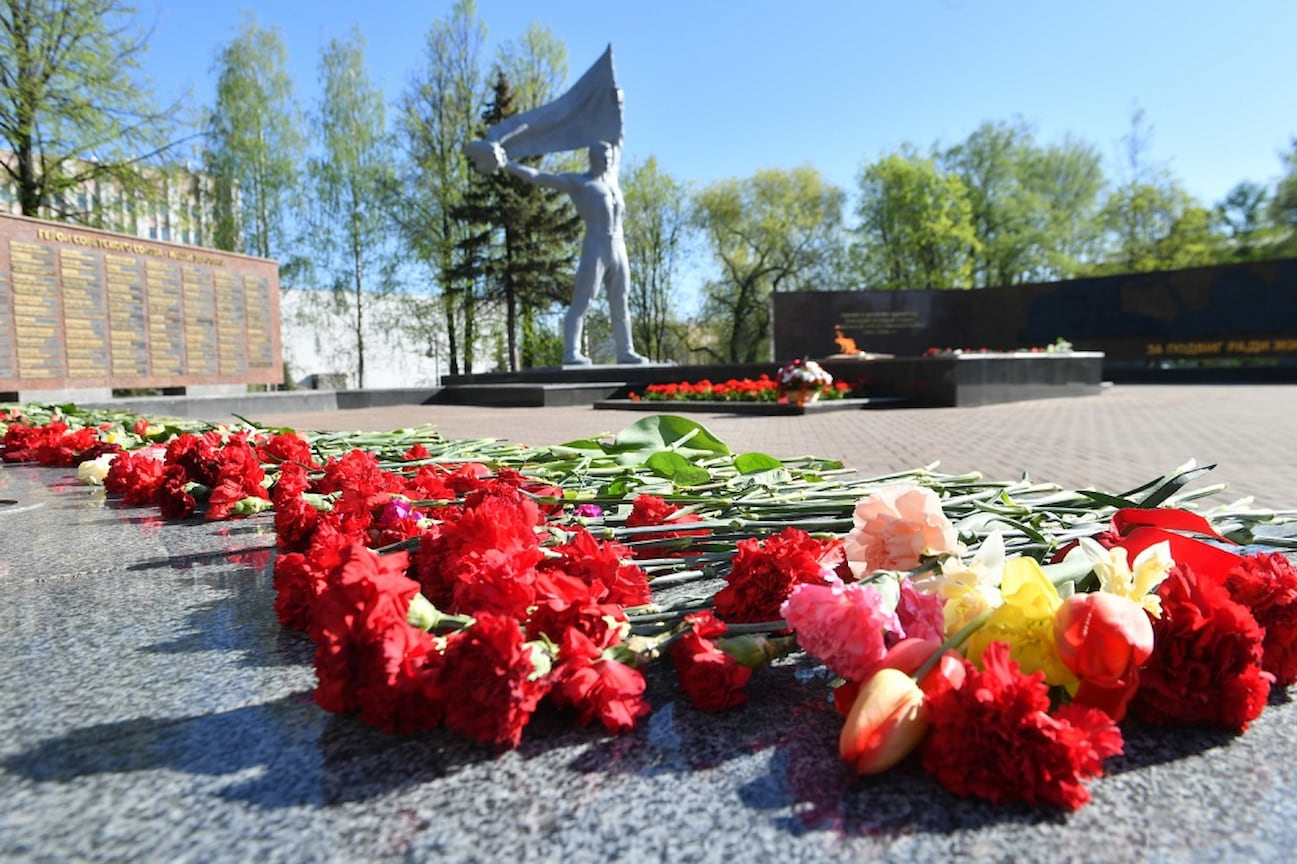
left=1225, top=552, right=1297, bottom=685
left=442, top=462, right=492, bottom=496
left=413, top=492, right=543, bottom=619
left=552, top=628, right=649, bottom=733
left=670, top=611, right=751, bottom=712
left=712, top=528, right=841, bottom=624
left=407, top=464, right=457, bottom=501
left=1131, top=565, right=1270, bottom=731
left=165, top=431, right=223, bottom=487
left=272, top=553, right=314, bottom=630
left=537, top=527, right=651, bottom=607
left=254, top=431, right=317, bottom=468
left=624, top=494, right=710, bottom=557
left=526, top=589, right=626, bottom=643
left=272, top=461, right=313, bottom=502
left=921, top=641, right=1123, bottom=810
left=352, top=581, right=444, bottom=734
left=308, top=543, right=417, bottom=714
left=35, top=425, right=100, bottom=466
left=440, top=612, right=549, bottom=748
left=104, top=449, right=167, bottom=505
left=157, top=464, right=196, bottom=519
left=275, top=495, right=322, bottom=553
left=204, top=438, right=269, bottom=521
left=2, top=421, right=104, bottom=466
left=1, top=421, right=46, bottom=461
left=273, top=527, right=351, bottom=630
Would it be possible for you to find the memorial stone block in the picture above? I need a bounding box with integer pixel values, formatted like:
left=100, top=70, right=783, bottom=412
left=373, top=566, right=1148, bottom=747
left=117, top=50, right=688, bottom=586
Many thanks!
left=0, top=213, right=281, bottom=392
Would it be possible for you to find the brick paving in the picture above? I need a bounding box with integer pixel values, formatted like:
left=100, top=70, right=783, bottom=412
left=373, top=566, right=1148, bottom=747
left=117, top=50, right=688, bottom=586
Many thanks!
left=248, top=383, right=1297, bottom=509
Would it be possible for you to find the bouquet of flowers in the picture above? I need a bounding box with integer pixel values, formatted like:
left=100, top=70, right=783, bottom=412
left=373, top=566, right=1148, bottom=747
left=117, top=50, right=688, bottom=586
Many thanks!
left=776, top=359, right=834, bottom=405
left=777, top=358, right=833, bottom=389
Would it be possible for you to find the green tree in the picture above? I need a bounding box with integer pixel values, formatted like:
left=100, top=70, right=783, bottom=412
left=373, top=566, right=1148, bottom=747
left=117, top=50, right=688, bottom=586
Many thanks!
left=942, top=120, right=1041, bottom=287
left=1216, top=180, right=1278, bottom=261
left=1024, top=135, right=1105, bottom=279
left=851, top=150, right=979, bottom=291
left=1091, top=182, right=1229, bottom=273
left=1092, top=181, right=1197, bottom=273
left=492, top=27, right=576, bottom=368
left=305, top=30, right=397, bottom=388
left=204, top=13, right=304, bottom=264
left=1088, top=107, right=1225, bottom=274
left=1270, top=138, right=1297, bottom=253
left=623, top=155, right=693, bottom=361
left=694, top=166, right=844, bottom=362
left=395, top=0, right=487, bottom=375
left=496, top=21, right=567, bottom=112
left=942, top=121, right=1104, bottom=285
left=0, top=0, right=184, bottom=222
left=1154, top=203, right=1219, bottom=269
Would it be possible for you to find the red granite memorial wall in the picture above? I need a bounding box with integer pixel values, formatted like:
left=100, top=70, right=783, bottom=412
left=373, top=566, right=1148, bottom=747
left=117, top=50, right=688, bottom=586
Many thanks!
left=0, top=213, right=281, bottom=392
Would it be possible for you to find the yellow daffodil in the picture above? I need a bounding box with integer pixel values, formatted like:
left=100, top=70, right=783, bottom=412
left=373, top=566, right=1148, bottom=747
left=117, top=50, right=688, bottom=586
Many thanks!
left=965, top=555, right=1078, bottom=690
left=1071, top=537, right=1173, bottom=617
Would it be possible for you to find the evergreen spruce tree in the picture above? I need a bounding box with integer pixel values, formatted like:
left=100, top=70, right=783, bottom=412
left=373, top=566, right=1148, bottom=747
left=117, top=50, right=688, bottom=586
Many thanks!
left=450, top=71, right=579, bottom=371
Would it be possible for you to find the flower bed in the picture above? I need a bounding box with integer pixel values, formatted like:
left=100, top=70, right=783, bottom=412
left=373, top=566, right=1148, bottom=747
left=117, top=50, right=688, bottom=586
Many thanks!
left=629, top=359, right=852, bottom=406
left=628, top=375, right=850, bottom=404
left=3, top=401, right=1296, bottom=811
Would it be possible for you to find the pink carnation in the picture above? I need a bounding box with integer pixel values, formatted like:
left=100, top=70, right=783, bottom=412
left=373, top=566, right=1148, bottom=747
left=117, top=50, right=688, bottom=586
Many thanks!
left=780, top=580, right=902, bottom=682
left=844, top=485, right=958, bottom=577
left=896, top=578, right=946, bottom=643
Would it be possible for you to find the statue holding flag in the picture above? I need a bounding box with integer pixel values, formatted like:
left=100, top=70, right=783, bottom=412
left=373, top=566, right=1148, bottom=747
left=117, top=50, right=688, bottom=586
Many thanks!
left=463, top=46, right=648, bottom=366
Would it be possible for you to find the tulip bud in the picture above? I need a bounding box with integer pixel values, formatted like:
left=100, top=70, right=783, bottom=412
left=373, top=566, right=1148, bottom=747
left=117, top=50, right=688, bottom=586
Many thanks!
left=839, top=667, right=928, bottom=774
left=716, top=634, right=797, bottom=669
left=1055, top=592, right=1154, bottom=721
left=1055, top=592, right=1153, bottom=684
left=882, top=637, right=967, bottom=695
left=230, top=496, right=274, bottom=517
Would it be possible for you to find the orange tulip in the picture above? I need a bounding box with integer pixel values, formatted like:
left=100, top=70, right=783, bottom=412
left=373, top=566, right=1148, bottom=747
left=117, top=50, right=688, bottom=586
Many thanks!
left=831, top=638, right=966, bottom=717
left=839, top=667, right=928, bottom=774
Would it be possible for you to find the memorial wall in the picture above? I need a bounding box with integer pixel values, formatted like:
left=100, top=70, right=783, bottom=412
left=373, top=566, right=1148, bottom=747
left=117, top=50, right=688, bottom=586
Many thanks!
left=773, top=257, right=1297, bottom=366
left=0, top=213, right=281, bottom=392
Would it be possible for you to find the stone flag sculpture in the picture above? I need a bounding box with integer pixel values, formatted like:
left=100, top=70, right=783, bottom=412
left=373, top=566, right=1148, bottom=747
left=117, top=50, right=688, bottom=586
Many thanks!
left=463, top=46, right=622, bottom=170
left=463, top=46, right=648, bottom=366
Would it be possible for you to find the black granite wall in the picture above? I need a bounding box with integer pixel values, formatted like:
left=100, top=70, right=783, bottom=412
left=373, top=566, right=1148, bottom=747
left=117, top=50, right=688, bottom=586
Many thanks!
left=774, top=257, right=1297, bottom=367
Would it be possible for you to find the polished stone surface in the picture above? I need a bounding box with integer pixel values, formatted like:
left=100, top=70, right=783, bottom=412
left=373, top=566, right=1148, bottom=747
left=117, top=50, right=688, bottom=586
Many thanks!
left=3, top=462, right=1297, bottom=862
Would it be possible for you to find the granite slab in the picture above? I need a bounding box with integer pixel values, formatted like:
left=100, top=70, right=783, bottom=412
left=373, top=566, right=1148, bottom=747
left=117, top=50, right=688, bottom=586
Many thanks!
left=2, top=463, right=1295, bottom=863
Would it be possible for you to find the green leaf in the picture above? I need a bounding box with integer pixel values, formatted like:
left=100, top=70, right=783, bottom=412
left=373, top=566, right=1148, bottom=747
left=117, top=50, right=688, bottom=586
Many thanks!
left=605, top=415, right=732, bottom=463
left=1077, top=490, right=1139, bottom=509
left=555, top=438, right=606, bottom=452
left=734, top=452, right=783, bottom=474
left=601, top=477, right=637, bottom=497
left=1137, top=464, right=1217, bottom=508
left=646, top=451, right=712, bottom=487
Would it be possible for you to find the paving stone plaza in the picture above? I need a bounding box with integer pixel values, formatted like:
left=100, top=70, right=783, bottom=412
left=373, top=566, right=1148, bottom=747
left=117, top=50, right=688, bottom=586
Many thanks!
left=2, top=383, right=1297, bottom=862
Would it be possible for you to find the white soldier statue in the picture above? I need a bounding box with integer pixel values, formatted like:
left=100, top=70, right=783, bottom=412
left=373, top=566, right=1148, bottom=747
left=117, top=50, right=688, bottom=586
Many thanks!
left=463, top=47, right=648, bottom=366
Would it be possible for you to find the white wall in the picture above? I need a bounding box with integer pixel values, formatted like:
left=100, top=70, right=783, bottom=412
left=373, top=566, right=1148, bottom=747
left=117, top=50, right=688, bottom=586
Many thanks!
left=279, top=289, right=454, bottom=389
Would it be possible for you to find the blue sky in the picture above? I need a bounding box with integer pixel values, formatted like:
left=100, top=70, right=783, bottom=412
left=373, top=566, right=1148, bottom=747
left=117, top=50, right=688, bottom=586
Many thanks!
left=143, top=0, right=1297, bottom=209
